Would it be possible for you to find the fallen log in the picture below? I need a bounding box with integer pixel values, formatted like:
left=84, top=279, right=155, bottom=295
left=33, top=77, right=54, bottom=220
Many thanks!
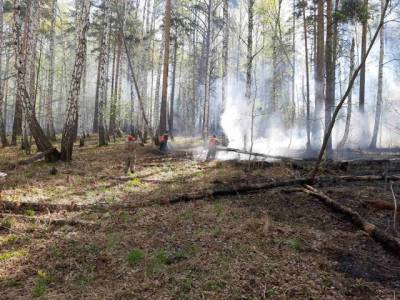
left=303, top=185, right=400, bottom=258
left=17, top=148, right=58, bottom=166
left=162, top=178, right=312, bottom=204
left=162, top=174, right=400, bottom=205
left=0, top=200, right=80, bottom=213
left=0, top=213, right=98, bottom=227
left=364, top=200, right=398, bottom=211
left=216, top=146, right=302, bottom=161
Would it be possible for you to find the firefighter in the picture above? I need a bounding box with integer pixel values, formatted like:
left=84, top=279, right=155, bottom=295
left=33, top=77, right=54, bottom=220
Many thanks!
left=159, top=133, right=169, bottom=153
left=206, top=134, right=218, bottom=160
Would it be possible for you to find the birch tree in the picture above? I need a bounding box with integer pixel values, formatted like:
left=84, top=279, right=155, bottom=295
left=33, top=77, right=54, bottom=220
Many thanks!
left=60, top=0, right=91, bottom=161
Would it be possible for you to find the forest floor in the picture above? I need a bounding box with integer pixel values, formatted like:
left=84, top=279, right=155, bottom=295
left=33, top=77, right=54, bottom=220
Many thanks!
left=0, top=136, right=400, bottom=299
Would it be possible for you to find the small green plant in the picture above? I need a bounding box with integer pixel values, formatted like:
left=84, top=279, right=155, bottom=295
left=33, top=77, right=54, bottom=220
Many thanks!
left=24, top=209, right=36, bottom=216
left=146, top=250, right=167, bottom=274
left=33, top=270, right=53, bottom=298
left=213, top=202, right=224, bottom=217
left=267, top=287, right=278, bottom=296
left=288, top=238, right=302, bottom=252
left=0, top=217, right=12, bottom=231
left=106, top=233, right=121, bottom=249
left=127, top=248, right=144, bottom=266
left=129, top=177, right=143, bottom=187
left=33, top=280, right=45, bottom=298
left=0, top=250, right=26, bottom=262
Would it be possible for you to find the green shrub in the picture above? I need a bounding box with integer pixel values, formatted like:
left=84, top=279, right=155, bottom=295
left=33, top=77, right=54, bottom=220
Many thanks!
left=128, top=248, right=144, bottom=266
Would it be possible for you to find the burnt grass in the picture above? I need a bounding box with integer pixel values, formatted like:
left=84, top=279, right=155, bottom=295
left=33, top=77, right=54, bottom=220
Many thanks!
left=0, top=137, right=400, bottom=299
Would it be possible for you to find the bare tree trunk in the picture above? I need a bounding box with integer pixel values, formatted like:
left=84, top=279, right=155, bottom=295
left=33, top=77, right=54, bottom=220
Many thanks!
left=302, top=3, right=311, bottom=152
left=313, top=0, right=325, bottom=146
left=271, top=1, right=281, bottom=113
left=324, top=0, right=335, bottom=159
left=13, top=0, right=57, bottom=158
left=98, top=0, right=110, bottom=146
left=338, top=38, right=355, bottom=148
left=202, top=0, right=212, bottom=140
left=370, top=0, right=384, bottom=149
left=60, top=0, right=91, bottom=161
left=221, top=0, right=229, bottom=115
left=169, top=36, right=178, bottom=139
left=93, top=41, right=102, bottom=133
left=153, top=36, right=163, bottom=130
left=359, top=0, right=368, bottom=114
left=159, top=0, right=172, bottom=134
left=0, top=0, right=8, bottom=147
left=109, top=35, right=122, bottom=138
left=46, top=0, right=57, bottom=140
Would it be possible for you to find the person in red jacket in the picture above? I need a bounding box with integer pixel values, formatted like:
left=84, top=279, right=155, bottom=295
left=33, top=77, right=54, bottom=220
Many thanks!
left=206, top=134, right=218, bottom=160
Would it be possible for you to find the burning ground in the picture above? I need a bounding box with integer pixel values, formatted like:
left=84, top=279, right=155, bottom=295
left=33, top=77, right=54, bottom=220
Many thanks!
left=0, top=137, right=399, bottom=299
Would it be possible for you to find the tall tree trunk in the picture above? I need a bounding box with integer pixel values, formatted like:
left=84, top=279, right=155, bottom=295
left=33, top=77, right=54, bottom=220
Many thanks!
left=153, top=37, right=164, bottom=130
left=370, top=0, right=384, bottom=149
left=60, top=0, right=91, bottom=161
left=13, top=0, right=56, bottom=157
left=338, top=38, right=355, bottom=148
left=313, top=0, right=325, bottom=146
left=303, top=3, right=311, bottom=151
left=169, top=36, right=178, bottom=139
left=271, top=0, right=281, bottom=113
left=202, top=0, right=212, bottom=140
left=93, top=40, right=102, bottom=133
left=109, top=35, right=122, bottom=138
left=46, top=0, right=57, bottom=140
left=98, top=0, right=110, bottom=147
left=0, top=0, right=8, bottom=147
left=245, top=0, right=254, bottom=151
left=221, top=0, right=229, bottom=115
left=159, top=0, right=172, bottom=135
left=359, top=0, right=368, bottom=113
left=245, top=0, right=254, bottom=101
left=325, top=0, right=335, bottom=159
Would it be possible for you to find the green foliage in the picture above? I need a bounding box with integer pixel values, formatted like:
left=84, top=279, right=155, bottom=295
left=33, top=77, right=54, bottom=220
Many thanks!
left=0, top=250, right=26, bottom=262
left=127, top=248, right=144, bottom=266
left=128, top=177, right=143, bottom=188
left=33, top=270, right=53, bottom=298
left=106, top=233, right=122, bottom=249
left=0, top=217, right=12, bottom=231
left=146, top=250, right=167, bottom=274
left=288, top=238, right=302, bottom=251
left=213, top=202, right=224, bottom=217
left=338, top=0, right=369, bottom=23
left=24, top=209, right=36, bottom=216
left=267, top=287, right=278, bottom=296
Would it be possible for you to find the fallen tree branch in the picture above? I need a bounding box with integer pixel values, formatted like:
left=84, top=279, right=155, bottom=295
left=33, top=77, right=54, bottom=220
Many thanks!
left=17, top=148, right=58, bottom=165
left=303, top=185, right=400, bottom=258
left=0, top=213, right=98, bottom=227
left=364, top=199, right=400, bottom=212
left=162, top=178, right=312, bottom=204
left=0, top=200, right=80, bottom=213
left=216, top=146, right=302, bottom=161
left=390, top=182, right=398, bottom=231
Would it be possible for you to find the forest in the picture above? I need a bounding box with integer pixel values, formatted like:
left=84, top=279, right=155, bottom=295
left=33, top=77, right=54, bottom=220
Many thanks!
left=1, top=0, right=400, bottom=298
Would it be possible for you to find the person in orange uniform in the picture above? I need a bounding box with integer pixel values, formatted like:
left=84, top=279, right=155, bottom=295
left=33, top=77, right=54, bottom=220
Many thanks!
left=206, top=134, right=218, bottom=160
